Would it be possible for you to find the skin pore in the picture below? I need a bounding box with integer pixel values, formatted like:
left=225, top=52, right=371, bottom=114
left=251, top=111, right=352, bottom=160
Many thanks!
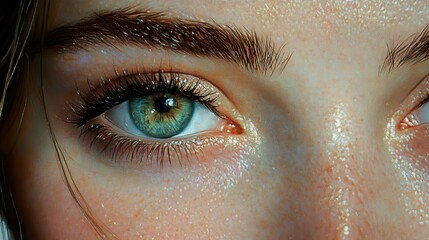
left=2, top=0, right=429, bottom=239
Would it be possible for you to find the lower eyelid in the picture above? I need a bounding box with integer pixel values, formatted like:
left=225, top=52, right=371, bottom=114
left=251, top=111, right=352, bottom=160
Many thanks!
left=76, top=120, right=248, bottom=170
left=389, top=122, right=429, bottom=173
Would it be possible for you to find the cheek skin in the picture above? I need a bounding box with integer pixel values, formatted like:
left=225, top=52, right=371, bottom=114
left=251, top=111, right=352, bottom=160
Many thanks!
left=5, top=1, right=429, bottom=238
left=255, top=87, right=428, bottom=239
left=5, top=86, right=267, bottom=239
left=4, top=100, right=95, bottom=239
left=55, top=120, right=260, bottom=239
left=386, top=121, right=429, bottom=227
left=5, top=64, right=429, bottom=239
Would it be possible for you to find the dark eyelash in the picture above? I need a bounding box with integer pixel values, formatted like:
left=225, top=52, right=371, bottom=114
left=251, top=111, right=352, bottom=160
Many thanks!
left=420, top=95, right=429, bottom=107
left=80, top=123, right=202, bottom=167
left=68, top=70, right=224, bottom=127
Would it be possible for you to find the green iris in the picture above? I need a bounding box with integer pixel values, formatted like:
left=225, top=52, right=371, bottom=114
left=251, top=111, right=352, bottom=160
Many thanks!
left=129, top=93, right=195, bottom=138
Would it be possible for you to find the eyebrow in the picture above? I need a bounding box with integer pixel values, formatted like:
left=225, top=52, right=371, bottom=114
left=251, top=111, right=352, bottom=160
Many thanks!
left=43, top=7, right=290, bottom=75
left=380, top=24, right=429, bottom=73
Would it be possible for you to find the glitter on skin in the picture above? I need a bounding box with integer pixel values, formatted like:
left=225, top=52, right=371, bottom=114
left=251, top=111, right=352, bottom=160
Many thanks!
left=325, top=104, right=362, bottom=238
left=12, top=0, right=429, bottom=238
left=385, top=117, right=429, bottom=227
left=251, top=0, right=429, bottom=34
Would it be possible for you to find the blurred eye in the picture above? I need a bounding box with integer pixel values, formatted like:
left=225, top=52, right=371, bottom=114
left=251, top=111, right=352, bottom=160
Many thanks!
left=415, top=100, right=429, bottom=123
left=400, top=97, right=429, bottom=129
left=105, top=93, right=221, bottom=139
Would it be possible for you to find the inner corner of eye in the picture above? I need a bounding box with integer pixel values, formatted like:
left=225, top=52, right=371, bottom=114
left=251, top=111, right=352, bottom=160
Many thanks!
left=398, top=103, right=429, bottom=130
left=221, top=118, right=243, bottom=135
left=398, top=114, right=421, bottom=131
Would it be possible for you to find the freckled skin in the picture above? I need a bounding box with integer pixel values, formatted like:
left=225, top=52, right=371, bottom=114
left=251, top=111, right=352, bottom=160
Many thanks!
left=2, top=0, right=429, bottom=239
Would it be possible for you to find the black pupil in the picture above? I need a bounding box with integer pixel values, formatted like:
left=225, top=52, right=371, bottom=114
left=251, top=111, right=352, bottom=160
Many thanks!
left=154, top=97, right=176, bottom=113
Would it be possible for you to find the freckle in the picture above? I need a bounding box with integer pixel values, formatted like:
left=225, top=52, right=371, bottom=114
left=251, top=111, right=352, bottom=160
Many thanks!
left=325, top=165, right=333, bottom=174
left=134, top=208, right=143, bottom=218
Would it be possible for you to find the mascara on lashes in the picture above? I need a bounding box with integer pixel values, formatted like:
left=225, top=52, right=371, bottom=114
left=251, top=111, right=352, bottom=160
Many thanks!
left=67, top=70, right=224, bottom=127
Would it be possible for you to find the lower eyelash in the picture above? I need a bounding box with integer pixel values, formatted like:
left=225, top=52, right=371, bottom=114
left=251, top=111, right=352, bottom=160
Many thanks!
left=80, top=121, right=201, bottom=167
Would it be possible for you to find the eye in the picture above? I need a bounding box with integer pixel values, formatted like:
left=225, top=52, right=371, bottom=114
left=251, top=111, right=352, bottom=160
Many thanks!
left=105, top=93, right=221, bottom=139
left=68, top=71, right=243, bottom=167
left=400, top=97, right=429, bottom=129
left=391, top=78, right=429, bottom=174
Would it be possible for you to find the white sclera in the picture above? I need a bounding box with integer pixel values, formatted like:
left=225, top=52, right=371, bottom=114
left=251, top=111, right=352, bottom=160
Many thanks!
left=415, top=101, right=429, bottom=124
left=105, top=100, right=220, bottom=139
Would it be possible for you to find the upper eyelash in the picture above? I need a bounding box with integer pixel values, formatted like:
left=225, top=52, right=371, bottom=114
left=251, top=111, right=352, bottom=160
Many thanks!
left=67, top=70, right=224, bottom=127
left=418, top=95, right=429, bottom=108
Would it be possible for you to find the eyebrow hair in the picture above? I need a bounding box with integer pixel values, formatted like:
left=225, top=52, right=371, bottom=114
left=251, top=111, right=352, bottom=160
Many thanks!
left=380, top=24, right=429, bottom=73
left=43, top=7, right=290, bottom=75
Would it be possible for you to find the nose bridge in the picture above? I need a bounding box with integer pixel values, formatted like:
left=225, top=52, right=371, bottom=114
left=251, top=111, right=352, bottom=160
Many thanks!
left=326, top=104, right=361, bottom=238
left=308, top=102, right=370, bottom=239
left=258, top=70, right=379, bottom=238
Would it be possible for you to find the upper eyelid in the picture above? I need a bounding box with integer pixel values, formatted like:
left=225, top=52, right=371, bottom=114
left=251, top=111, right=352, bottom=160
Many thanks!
left=67, top=71, right=224, bottom=127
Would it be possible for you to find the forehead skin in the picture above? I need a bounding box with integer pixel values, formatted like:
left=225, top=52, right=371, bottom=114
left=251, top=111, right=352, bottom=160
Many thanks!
left=47, top=0, right=429, bottom=82
left=49, top=0, right=429, bottom=34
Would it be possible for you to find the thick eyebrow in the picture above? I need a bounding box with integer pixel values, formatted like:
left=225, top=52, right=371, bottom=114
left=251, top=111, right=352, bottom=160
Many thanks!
left=43, top=7, right=290, bottom=75
left=380, top=24, right=429, bottom=73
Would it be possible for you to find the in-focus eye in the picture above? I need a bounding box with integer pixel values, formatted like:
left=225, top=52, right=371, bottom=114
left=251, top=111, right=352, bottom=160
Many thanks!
left=400, top=97, right=429, bottom=129
left=68, top=71, right=243, bottom=166
left=106, top=92, right=221, bottom=139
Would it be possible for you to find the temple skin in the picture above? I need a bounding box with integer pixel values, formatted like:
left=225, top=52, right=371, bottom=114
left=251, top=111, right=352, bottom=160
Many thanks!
left=1, top=0, right=429, bottom=239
